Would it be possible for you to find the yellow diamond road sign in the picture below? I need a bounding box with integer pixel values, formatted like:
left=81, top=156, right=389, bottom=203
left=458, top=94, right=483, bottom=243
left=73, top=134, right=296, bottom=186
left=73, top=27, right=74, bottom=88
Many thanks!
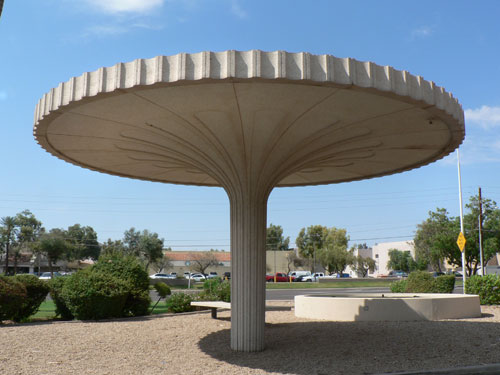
left=457, top=232, right=466, bottom=252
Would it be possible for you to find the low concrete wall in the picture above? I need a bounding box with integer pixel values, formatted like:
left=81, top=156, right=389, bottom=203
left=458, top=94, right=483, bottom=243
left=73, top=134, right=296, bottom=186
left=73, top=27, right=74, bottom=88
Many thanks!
left=295, top=293, right=481, bottom=321
left=150, top=278, right=190, bottom=287
left=317, top=277, right=398, bottom=284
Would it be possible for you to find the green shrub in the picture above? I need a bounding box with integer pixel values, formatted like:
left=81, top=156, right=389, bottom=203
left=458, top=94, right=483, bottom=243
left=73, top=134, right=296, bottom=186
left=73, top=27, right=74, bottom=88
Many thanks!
left=391, top=272, right=456, bottom=294
left=405, top=271, right=434, bottom=293
left=390, top=279, right=408, bottom=293
left=49, top=277, right=74, bottom=320
left=127, top=290, right=151, bottom=316
left=198, top=278, right=231, bottom=302
left=12, top=274, right=50, bottom=322
left=466, top=275, right=500, bottom=305
left=154, top=282, right=171, bottom=298
left=92, top=253, right=151, bottom=316
left=166, top=292, right=194, bottom=313
left=433, top=275, right=455, bottom=294
left=0, top=276, right=27, bottom=322
left=61, top=270, right=128, bottom=320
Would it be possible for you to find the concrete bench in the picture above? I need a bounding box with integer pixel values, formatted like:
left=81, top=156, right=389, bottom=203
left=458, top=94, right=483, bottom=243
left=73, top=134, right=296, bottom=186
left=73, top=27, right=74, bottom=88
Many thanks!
left=191, top=301, right=292, bottom=318
left=191, top=301, right=231, bottom=318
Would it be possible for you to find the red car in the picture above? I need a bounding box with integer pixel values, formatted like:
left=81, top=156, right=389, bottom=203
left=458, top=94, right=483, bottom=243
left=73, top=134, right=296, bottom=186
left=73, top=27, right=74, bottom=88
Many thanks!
left=266, top=273, right=295, bottom=282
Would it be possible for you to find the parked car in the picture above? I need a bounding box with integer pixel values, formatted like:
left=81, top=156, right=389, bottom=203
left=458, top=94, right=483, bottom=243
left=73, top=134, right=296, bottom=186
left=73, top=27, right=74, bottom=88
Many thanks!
left=39, top=272, right=62, bottom=280
left=296, top=274, right=316, bottom=282
left=149, top=273, right=175, bottom=280
left=312, top=272, right=325, bottom=278
left=206, top=272, right=219, bottom=279
left=185, top=273, right=206, bottom=281
left=336, top=273, right=351, bottom=278
left=388, top=270, right=408, bottom=278
left=431, top=271, right=445, bottom=277
left=289, top=271, right=311, bottom=278
left=266, top=273, right=295, bottom=282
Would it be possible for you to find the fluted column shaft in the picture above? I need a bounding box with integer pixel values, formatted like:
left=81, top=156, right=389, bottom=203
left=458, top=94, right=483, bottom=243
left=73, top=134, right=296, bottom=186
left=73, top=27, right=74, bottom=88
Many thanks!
left=229, top=187, right=269, bottom=351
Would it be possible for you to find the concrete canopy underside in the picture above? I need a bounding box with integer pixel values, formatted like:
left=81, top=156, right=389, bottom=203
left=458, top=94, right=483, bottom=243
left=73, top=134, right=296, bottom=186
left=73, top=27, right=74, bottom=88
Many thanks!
left=34, top=50, right=465, bottom=351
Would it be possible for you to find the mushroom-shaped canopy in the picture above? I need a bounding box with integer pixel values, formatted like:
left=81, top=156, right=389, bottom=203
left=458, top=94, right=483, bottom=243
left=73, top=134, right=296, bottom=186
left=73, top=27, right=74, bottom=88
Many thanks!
left=34, top=50, right=464, bottom=190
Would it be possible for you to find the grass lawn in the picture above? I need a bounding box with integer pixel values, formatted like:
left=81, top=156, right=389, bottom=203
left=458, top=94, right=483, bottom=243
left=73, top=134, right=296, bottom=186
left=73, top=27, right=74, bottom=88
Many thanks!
left=29, top=299, right=171, bottom=322
left=32, top=300, right=58, bottom=320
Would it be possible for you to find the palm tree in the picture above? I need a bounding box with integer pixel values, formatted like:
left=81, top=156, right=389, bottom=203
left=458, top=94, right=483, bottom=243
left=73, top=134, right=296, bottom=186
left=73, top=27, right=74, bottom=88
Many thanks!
left=1, top=216, right=18, bottom=275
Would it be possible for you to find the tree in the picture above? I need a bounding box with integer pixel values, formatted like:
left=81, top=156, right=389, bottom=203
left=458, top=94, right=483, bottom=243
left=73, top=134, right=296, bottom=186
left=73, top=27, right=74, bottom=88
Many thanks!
left=121, top=228, right=165, bottom=270
left=101, top=239, right=126, bottom=256
left=414, top=208, right=456, bottom=272
left=317, top=228, right=352, bottom=275
left=285, top=252, right=307, bottom=274
left=0, top=216, right=17, bottom=275
left=266, top=224, right=290, bottom=250
left=387, top=249, right=416, bottom=273
left=296, top=225, right=329, bottom=262
left=153, top=253, right=172, bottom=273
left=414, top=194, right=500, bottom=276
left=352, top=255, right=376, bottom=277
left=138, top=230, right=164, bottom=271
left=35, top=229, right=72, bottom=276
left=189, top=251, right=219, bottom=274
left=66, top=224, right=101, bottom=260
left=13, top=210, right=44, bottom=274
left=463, top=195, right=500, bottom=275
left=123, top=227, right=141, bottom=256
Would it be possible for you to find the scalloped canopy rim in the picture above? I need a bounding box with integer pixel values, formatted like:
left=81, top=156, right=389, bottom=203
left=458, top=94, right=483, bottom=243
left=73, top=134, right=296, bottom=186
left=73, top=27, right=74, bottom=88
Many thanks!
left=33, top=50, right=465, bottom=188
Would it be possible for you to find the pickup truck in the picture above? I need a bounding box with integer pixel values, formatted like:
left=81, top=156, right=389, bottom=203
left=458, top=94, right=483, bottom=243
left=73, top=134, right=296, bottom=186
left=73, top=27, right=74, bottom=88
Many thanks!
left=266, top=273, right=295, bottom=282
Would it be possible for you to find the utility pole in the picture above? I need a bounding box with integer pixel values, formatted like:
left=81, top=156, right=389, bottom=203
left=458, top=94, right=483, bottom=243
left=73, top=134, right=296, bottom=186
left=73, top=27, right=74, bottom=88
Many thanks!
left=478, top=187, right=484, bottom=276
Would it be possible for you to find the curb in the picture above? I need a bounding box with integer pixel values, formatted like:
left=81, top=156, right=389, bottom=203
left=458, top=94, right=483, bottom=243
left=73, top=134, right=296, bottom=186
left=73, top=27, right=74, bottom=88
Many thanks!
left=372, top=363, right=500, bottom=375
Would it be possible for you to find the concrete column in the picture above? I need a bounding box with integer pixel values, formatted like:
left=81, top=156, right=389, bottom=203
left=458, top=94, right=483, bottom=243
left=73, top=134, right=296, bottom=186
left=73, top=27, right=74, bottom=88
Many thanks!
left=229, top=188, right=269, bottom=351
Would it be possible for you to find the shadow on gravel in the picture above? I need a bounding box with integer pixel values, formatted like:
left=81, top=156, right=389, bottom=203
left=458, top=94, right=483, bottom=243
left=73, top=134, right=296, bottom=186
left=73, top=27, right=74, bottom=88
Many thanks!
left=198, top=320, right=500, bottom=375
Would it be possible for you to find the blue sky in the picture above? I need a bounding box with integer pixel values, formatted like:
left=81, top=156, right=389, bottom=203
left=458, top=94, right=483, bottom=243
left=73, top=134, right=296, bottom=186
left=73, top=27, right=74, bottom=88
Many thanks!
left=1, top=0, right=500, bottom=250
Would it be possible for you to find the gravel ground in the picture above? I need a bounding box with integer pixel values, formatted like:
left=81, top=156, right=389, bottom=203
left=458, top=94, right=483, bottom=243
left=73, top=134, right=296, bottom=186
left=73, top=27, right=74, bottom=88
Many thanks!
left=1, top=302, right=499, bottom=375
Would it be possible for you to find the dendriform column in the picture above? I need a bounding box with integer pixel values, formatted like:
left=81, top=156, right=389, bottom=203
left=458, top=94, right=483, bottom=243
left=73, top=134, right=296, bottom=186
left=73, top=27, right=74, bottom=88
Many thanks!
left=226, top=183, right=271, bottom=351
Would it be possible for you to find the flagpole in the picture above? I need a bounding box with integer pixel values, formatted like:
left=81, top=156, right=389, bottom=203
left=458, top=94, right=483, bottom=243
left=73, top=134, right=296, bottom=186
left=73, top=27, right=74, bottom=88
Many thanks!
left=457, top=149, right=466, bottom=293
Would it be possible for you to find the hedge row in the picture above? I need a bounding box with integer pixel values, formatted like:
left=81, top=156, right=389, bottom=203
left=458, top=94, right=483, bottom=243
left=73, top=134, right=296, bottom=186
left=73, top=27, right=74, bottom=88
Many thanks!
left=0, top=274, right=49, bottom=323
left=165, top=278, right=231, bottom=313
left=465, top=275, right=500, bottom=305
left=390, top=271, right=455, bottom=294
left=1, top=267, right=232, bottom=320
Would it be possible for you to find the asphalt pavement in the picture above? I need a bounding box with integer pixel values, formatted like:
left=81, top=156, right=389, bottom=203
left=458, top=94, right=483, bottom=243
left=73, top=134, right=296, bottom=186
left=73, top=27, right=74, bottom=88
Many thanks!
left=265, top=286, right=391, bottom=300
left=147, top=284, right=465, bottom=301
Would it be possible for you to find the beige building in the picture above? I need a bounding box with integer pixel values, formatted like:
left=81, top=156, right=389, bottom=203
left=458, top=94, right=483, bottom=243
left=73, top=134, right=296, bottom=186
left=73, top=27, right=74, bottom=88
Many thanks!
left=372, top=240, right=415, bottom=276
left=158, top=249, right=307, bottom=276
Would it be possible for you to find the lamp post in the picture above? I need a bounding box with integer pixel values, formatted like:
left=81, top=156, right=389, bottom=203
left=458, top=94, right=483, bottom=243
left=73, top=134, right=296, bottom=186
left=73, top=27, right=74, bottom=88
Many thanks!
left=457, top=149, right=466, bottom=291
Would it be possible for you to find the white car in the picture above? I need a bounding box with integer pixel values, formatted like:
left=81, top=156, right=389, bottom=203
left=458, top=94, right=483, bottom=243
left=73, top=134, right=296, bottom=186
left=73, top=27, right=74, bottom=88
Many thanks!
left=185, top=273, right=206, bottom=281
left=149, top=273, right=175, bottom=280
left=39, top=272, right=62, bottom=280
left=299, top=274, right=317, bottom=282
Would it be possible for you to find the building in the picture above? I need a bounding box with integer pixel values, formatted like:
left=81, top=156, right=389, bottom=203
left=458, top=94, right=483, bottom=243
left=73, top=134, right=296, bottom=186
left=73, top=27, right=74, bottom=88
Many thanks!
left=372, top=240, right=415, bottom=276
left=157, top=249, right=308, bottom=276
left=162, top=250, right=231, bottom=276
left=0, top=252, right=93, bottom=275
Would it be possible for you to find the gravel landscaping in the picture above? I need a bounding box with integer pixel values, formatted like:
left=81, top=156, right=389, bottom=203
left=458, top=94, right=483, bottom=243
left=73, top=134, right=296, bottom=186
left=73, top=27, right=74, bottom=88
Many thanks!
left=1, top=302, right=499, bottom=375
